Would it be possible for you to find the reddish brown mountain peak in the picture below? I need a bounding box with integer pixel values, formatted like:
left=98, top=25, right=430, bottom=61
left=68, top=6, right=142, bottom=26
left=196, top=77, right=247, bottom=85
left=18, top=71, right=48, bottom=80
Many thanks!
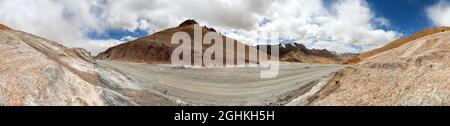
left=178, top=19, right=198, bottom=27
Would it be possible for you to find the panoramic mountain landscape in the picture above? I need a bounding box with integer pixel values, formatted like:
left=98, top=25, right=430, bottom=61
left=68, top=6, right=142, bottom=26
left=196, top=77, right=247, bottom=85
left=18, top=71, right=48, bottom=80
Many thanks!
left=0, top=23, right=347, bottom=106
left=1, top=0, right=450, bottom=107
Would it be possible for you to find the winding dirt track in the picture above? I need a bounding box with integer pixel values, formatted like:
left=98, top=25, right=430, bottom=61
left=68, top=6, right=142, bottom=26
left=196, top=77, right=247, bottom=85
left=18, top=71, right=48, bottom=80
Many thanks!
left=99, top=61, right=344, bottom=106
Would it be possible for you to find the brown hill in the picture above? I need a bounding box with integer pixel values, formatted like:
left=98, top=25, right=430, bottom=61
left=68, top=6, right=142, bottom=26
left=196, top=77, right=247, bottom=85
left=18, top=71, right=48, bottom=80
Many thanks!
left=96, top=20, right=343, bottom=65
left=345, top=26, right=450, bottom=64
left=0, top=24, right=12, bottom=30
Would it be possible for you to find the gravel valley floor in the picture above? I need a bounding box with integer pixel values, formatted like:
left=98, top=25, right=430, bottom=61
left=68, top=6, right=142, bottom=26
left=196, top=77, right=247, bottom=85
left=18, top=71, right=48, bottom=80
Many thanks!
left=99, top=61, right=345, bottom=106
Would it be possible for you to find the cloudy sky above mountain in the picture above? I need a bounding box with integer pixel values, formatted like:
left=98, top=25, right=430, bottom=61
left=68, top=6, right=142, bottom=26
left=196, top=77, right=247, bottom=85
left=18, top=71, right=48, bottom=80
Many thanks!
left=0, top=0, right=448, bottom=54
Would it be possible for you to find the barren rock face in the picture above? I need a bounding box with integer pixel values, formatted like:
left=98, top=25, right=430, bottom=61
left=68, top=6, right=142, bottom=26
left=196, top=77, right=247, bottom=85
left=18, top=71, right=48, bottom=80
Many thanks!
left=0, top=30, right=141, bottom=106
left=311, top=31, right=450, bottom=106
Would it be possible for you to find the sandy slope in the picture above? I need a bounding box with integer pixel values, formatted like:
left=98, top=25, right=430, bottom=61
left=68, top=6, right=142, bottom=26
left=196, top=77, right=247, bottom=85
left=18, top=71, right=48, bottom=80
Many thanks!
left=99, top=61, right=344, bottom=106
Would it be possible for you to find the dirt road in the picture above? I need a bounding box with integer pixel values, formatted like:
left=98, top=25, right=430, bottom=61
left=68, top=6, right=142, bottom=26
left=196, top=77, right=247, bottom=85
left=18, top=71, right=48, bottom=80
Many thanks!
left=98, top=61, right=345, bottom=106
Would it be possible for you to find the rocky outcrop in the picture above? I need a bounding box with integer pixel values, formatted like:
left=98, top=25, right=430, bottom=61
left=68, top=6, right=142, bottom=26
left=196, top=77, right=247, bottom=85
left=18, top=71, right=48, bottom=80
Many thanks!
left=346, top=26, right=450, bottom=64
left=308, top=29, right=450, bottom=106
left=97, top=20, right=344, bottom=65
left=0, top=29, right=173, bottom=106
left=96, top=20, right=263, bottom=66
